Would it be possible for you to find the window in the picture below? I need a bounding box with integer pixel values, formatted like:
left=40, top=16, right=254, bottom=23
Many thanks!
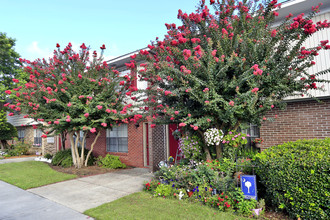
left=241, top=124, right=260, bottom=147
left=17, top=128, right=25, bottom=142
left=106, top=124, right=128, bottom=153
left=34, top=129, right=42, bottom=147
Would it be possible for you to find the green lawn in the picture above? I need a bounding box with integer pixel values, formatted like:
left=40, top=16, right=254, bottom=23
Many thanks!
left=84, top=192, right=247, bottom=220
left=0, top=161, right=76, bottom=189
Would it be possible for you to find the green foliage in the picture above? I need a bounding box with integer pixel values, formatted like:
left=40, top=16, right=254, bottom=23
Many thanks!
left=222, top=131, right=248, bottom=160
left=254, top=138, right=330, bottom=220
left=155, top=159, right=236, bottom=192
left=205, top=158, right=235, bottom=174
left=44, top=153, right=53, bottom=159
left=52, top=148, right=71, bottom=166
left=154, top=184, right=174, bottom=198
left=235, top=158, right=253, bottom=174
left=0, top=32, right=22, bottom=100
left=97, top=154, right=126, bottom=169
left=0, top=111, right=17, bottom=142
left=52, top=148, right=94, bottom=167
left=61, top=156, right=73, bottom=168
left=237, top=147, right=259, bottom=159
left=237, top=198, right=257, bottom=216
left=5, top=141, right=30, bottom=156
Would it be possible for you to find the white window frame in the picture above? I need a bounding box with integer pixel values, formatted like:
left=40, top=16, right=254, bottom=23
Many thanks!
left=17, top=127, right=25, bottom=142
left=106, top=124, right=128, bottom=153
left=34, top=129, right=42, bottom=147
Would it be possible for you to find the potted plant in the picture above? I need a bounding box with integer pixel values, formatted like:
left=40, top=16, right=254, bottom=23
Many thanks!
left=252, top=138, right=264, bottom=148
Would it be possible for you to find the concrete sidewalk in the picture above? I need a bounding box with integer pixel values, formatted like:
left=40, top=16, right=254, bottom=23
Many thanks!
left=28, top=168, right=153, bottom=213
left=0, top=156, right=37, bottom=164
left=0, top=181, right=91, bottom=220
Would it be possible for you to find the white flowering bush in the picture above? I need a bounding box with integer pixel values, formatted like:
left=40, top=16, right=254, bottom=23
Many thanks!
left=204, top=128, right=224, bottom=146
left=178, top=135, right=203, bottom=161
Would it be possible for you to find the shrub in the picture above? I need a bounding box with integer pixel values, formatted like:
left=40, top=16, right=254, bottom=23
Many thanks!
left=44, top=153, right=53, bottom=159
left=97, top=154, right=126, bottom=169
left=61, top=156, right=73, bottom=168
left=14, top=142, right=30, bottom=155
left=52, top=148, right=94, bottom=167
left=0, top=122, right=17, bottom=142
left=51, top=149, right=71, bottom=166
left=254, top=138, right=330, bottom=220
left=5, top=142, right=31, bottom=156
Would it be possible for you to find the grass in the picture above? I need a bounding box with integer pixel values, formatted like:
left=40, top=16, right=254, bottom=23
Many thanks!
left=0, top=161, right=77, bottom=189
left=84, top=191, right=248, bottom=220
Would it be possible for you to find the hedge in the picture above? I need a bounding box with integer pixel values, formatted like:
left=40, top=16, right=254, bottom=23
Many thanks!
left=254, top=138, right=330, bottom=220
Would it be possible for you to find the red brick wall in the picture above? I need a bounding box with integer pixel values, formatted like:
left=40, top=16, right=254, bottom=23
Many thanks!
left=260, top=98, right=330, bottom=149
left=64, top=122, right=145, bottom=167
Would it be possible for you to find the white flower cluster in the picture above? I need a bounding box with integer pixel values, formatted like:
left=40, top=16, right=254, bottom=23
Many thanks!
left=204, top=128, right=224, bottom=146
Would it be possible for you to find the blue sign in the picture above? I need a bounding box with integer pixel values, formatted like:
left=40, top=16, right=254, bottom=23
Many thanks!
left=240, top=175, right=257, bottom=200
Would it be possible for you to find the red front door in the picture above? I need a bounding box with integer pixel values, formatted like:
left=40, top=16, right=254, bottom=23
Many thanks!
left=168, top=124, right=179, bottom=159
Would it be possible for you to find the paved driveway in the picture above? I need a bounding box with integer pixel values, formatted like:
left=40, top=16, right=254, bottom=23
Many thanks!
left=0, top=181, right=90, bottom=220
left=28, top=168, right=153, bottom=213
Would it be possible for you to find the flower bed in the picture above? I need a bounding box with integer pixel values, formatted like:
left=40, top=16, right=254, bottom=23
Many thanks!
left=144, top=159, right=263, bottom=217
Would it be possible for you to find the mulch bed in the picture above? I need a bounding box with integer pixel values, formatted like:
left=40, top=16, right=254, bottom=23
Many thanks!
left=262, top=209, right=292, bottom=220
left=48, top=164, right=133, bottom=177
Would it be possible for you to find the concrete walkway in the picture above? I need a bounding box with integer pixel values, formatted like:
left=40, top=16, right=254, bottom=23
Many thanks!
left=0, top=156, right=37, bottom=164
left=28, top=168, right=153, bottom=213
left=0, top=181, right=91, bottom=220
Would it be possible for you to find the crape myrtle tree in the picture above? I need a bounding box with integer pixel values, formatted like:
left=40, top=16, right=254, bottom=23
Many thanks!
left=129, top=0, right=330, bottom=160
left=5, top=43, right=138, bottom=168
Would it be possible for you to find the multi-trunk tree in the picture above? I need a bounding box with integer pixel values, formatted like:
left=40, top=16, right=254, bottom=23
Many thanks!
left=6, top=43, right=136, bottom=168
left=131, top=0, right=330, bottom=159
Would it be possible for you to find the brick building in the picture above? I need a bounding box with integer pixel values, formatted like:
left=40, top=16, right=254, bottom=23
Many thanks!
left=259, top=0, right=330, bottom=149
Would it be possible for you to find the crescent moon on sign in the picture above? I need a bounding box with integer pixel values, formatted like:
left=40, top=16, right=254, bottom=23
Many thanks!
left=243, top=178, right=246, bottom=182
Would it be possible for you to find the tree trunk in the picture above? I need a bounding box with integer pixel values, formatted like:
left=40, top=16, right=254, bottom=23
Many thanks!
left=233, top=121, right=241, bottom=131
left=80, top=132, right=87, bottom=166
left=85, top=131, right=101, bottom=167
left=60, top=132, right=66, bottom=150
left=69, top=132, right=81, bottom=168
left=198, top=130, right=211, bottom=160
left=215, top=144, right=223, bottom=159
left=204, top=146, right=212, bottom=161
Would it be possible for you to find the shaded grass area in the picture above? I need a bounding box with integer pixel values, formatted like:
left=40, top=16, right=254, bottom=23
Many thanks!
left=0, top=161, right=77, bottom=189
left=84, top=191, right=247, bottom=220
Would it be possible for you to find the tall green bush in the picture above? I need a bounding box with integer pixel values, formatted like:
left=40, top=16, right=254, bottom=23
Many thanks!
left=254, top=138, right=330, bottom=220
